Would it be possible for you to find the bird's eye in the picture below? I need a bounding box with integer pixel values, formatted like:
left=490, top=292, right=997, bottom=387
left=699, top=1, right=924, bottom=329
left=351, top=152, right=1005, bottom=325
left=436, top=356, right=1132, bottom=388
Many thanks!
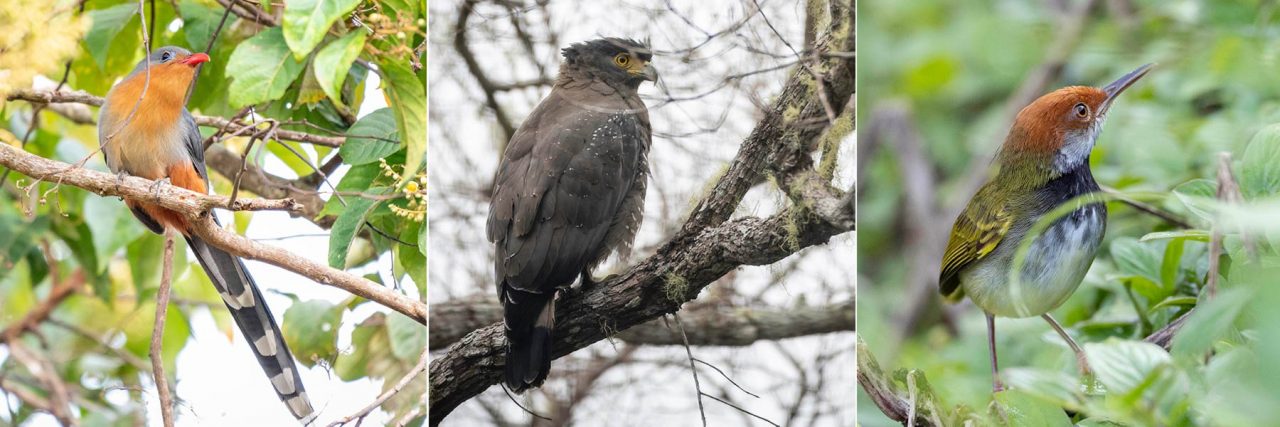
left=1074, top=103, right=1089, bottom=118
left=161, top=51, right=172, bottom=62
left=613, top=54, right=631, bottom=67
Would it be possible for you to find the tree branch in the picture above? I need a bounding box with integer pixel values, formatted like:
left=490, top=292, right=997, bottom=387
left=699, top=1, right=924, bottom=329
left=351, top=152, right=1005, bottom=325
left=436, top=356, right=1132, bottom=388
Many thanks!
left=150, top=232, right=177, bottom=427
left=429, top=300, right=854, bottom=350
left=0, top=143, right=426, bottom=324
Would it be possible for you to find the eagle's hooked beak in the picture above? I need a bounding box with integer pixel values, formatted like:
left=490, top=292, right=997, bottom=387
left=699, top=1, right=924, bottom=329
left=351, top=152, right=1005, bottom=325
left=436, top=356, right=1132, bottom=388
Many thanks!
left=641, top=63, right=658, bottom=83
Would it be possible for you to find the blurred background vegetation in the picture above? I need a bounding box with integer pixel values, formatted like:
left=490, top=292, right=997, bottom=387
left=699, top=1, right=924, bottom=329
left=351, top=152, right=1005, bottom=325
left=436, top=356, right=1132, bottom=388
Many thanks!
left=1, top=0, right=424, bottom=424
left=857, top=0, right=1280, bottom=425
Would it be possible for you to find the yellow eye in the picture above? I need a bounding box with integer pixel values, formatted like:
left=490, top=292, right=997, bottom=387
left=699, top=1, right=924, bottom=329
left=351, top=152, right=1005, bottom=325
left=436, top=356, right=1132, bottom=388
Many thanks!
left=613, top=54, right=631, bottom=67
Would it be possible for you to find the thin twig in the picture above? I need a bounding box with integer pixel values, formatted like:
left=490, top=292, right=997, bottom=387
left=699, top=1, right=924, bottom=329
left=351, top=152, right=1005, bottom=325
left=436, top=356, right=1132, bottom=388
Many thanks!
left=326, top=350, right=429, bottom=427
left=674, top=314, right=708, bottom=427
left=150, top=231, right=177, bottom=427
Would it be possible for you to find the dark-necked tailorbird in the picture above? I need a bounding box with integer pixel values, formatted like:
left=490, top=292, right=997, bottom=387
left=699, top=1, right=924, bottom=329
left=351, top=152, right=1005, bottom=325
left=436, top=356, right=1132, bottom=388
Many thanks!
left=939, top=63, right=1153, bottom=392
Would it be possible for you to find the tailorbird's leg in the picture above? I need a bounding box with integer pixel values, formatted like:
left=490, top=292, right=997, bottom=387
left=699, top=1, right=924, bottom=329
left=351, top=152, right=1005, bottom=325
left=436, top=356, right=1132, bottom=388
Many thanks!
left=1042, top=313, right=1092, bottom=376
left=986, top=313, right=1004, bottom=392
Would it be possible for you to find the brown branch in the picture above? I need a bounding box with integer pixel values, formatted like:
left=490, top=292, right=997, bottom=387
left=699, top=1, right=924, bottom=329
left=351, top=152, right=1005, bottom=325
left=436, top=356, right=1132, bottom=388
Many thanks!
left=6, top=90, right=345, bottom=147
left=429, top=300, right=854, bottom=350
left=0, top=142, right=425, bottom=324
left=150, top=232, right=177, bottom=427
left=0, top=142, right=303, bottom=215
left=187, top=217, right=425, bottom=322
left=326, top=350, right=429, bottom=427
left=0, top=270, right=85, bottom=344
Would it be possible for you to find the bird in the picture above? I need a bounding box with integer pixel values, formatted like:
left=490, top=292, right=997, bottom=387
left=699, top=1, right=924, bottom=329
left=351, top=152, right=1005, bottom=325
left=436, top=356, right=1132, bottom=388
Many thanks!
left=98, top=46, right=314, bottom=421
left=487, top=38, right=658, bottom=392
left=939, top=63, right=1153, bottom=392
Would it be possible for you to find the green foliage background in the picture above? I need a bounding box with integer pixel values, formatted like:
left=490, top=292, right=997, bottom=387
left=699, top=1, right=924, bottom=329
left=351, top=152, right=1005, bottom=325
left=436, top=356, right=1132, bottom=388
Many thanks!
left=858, top=0, right=1280, bottom=425
left=0, top=0, right=425, bottom=424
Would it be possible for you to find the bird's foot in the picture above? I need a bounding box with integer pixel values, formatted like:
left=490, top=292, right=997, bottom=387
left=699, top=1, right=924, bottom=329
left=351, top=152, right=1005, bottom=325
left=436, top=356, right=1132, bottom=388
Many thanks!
left=149, top=177, right=171, bottom=201
left=114, top=171, right=130, bottom=197
left=993, top=377, right=1006, bottom=393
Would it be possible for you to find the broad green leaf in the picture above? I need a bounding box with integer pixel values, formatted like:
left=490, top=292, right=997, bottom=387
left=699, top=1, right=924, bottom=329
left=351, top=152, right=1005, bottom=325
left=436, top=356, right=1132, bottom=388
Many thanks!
left=1172, top=179, right=1217, bottom=222
left=378, top=60, right=426, bottom=183
left=85, top=4, right=139, bottom=69
left=1084, top=339, right=1171, bottom=394
left=992, top=389, right=1073, bottom=427
left=1172, top=288, right=1251, bottom=358
left=84, top=195, right=144, bottom=269
left=385, top=312, right=425, bottom=362
left=328, top=196, right=381, bottom=268
left=1240, top=124, right=1280, bottom=198
left=178, top=0, right=233, bottom=51
left=340, top=108, right=401, bottom=165
left=126, top=233, right=165, bottom=299
left=226, top=28, right=307, bottom=108
left=1001, top=368, right=1083, bottom=410
left=283, top=299, right=342, bottom=367
left=313, top=31, right=367, bottom=108
left=335, top=317, right=383, bottom=381
left=282, top=0, right=362, bottom=59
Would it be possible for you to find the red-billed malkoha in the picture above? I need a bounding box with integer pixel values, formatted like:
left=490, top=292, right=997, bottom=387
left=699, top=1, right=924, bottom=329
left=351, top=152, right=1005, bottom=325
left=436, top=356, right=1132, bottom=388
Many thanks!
left=98, top=46, right=314, bottom=421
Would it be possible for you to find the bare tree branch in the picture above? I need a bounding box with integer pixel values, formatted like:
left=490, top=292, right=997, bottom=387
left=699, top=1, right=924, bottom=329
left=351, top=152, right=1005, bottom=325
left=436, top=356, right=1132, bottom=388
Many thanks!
left=150, top=232, right=177, bottom=427
left=429, top=300, right=854, bottom=350
left=0, top=143, right=426, bottom=324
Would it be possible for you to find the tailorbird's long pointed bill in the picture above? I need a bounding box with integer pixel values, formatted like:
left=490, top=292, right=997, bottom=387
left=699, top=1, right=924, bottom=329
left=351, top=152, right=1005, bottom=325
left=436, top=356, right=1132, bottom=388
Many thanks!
left=1100, top=63, right=1153, bottom=113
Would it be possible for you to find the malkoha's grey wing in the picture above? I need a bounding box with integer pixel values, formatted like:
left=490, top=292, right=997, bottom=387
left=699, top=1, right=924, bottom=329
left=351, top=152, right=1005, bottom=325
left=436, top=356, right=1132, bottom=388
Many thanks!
left=486, top=88, right=651, bottom=391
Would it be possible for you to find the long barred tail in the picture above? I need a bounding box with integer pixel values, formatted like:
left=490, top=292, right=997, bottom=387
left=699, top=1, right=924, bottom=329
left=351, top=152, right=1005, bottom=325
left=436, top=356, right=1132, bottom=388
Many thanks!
left=186, top=236, right=315, bottom=422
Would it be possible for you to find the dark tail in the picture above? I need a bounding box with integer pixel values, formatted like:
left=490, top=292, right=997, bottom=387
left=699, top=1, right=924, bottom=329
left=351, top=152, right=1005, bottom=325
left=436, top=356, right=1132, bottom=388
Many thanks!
left=502, top=285, right=555, bottom=392
left=186, top=236, right=315, bottom=422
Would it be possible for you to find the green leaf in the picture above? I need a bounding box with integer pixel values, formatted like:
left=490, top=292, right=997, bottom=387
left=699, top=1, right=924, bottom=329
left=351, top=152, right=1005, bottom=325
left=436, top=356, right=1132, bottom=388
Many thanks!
left=1149, top=296, right=1198, bottom=312
left=126, top=233, right=165, bottom=299
left=1140, top=230, right=1210, bottom=242
left=1240, top=123, right=1280, bottom=198
left=226, top=28, right=307, bottom=108
left=1084, top=339, right=1171, bottom=394
left=83, top=195, right=144, bottom=267
left=85, top=4, right=139, bottom=69
left=328, top=196, right=381, bottom=268
left=340, top=108, right=401, bottom=165
left=178, top=0, right=233, bottom=51
left=378, top=60, right=426, bottom=184
left=1172, top=179, right=1217, bottom=222
left=282, top=0, right=362, bottom=59
left=1111, top=237, right=1168, bottom=299
left=334, top=317, right=381, bottom=381
left=992, top=389, right=1073, bottom=427
left=283, top=299, right=342, bottom=367
left=1171, top=288, right=1251, bottom=358
left=313, top=31, right=367, bottom=108
left=385, top=312, right=425, bottom=362
left=1001, top=368, right=1084, bottom=410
